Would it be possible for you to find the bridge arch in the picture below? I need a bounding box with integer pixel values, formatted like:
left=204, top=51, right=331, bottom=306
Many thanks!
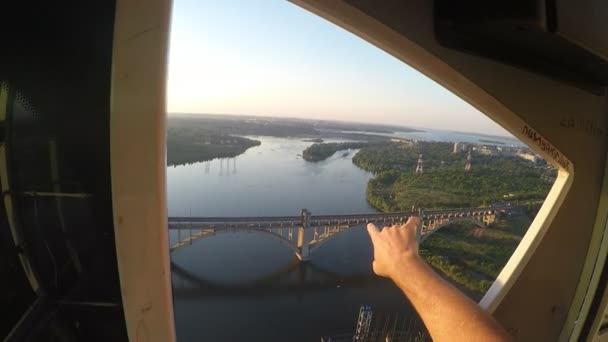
left=308, top=227, right=352, bottom=254
left=170, top=258, right=302, bottom=290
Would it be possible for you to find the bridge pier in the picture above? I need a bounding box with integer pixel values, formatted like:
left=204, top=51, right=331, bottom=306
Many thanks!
left=296, top=227, right=310, bottom=261
left=297, top=209, right=311, bottom=261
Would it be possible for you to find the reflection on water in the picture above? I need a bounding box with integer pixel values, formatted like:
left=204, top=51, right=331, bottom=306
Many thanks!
left=170, top=227, right=423, bottom=341
left=167, top=137, right=421, bottom=341
left=216, top=158, right=238, bottom=176
left=170, top=225, right=374, bottom=285
left=172, top=252, right=369, bottom=296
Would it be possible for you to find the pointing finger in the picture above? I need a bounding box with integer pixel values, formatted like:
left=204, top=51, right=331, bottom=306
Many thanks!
left=406, top=216, right=419, bottom=226
left=367, top=223, right=379, bottom=242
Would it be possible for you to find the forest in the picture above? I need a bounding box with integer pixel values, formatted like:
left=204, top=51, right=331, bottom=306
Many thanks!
left=302, top=142, right=370, bottom=162
left=352, top=141, right=554, bottom=211
left=351, top=141, right=555, bottom=296
left=167, top=120, right=260, bottom=166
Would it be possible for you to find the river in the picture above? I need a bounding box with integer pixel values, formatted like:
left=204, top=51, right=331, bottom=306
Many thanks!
left=167, top=136, right=427, bottom=341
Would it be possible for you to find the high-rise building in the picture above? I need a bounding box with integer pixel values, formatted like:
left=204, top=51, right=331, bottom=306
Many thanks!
left=453, top=142, right=467, bottom=153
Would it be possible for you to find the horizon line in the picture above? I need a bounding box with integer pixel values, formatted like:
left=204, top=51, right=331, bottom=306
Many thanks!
left=167, top=111, right=517, bottom=139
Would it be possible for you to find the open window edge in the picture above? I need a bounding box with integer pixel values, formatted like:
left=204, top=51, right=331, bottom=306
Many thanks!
left=480, top=168, right=572, bottom=311
left=560, top=157, right=608, bottom=341
left=110, top=0, right=176, bottom=341
left=107, top=0, right=577, bottom=339
left=290, top=0, right=574, bottom=312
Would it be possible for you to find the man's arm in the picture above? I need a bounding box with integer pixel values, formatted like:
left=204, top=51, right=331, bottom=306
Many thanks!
left=367, top=217, right=512, bottom=342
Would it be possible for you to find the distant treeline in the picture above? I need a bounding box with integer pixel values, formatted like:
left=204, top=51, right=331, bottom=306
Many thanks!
left=302, top=142, right=369, bottom=162
left=167, top=134, right=260, bottom=166
left=166, top=115, right=425, bottom=165
left=167, top=119, right=261, bottom=165
left=169, top=115, right=320, bottom=138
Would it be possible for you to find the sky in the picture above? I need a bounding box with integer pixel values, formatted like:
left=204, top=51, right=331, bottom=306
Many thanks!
left=167, top=0, right=511, bottom=136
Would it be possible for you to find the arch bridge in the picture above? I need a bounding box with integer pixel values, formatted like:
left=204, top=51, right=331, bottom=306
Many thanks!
left=168, top=205, right=521, bottom=261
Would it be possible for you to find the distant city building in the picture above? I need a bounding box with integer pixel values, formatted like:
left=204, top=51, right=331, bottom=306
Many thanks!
left=390, top=138, right=414, bottom=146
left=453, top=142, right=467, bottom=153
left=477, top=147, right=493, bottom=156
left=517, top=151, right=539, bottom=163
left=496, top=146, right=516, bottom=157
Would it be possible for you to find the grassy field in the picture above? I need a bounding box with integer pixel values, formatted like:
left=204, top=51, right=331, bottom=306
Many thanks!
left=420, top=214, right=532, bottom=300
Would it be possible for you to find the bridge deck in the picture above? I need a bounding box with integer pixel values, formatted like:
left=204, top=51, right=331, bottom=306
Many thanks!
left=167, top=205, right=522, bottom=253
left=167, top=205, right=517, bottom=230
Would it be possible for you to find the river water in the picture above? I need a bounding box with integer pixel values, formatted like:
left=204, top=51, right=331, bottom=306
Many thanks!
left=167, top=136, right=430, bottom=341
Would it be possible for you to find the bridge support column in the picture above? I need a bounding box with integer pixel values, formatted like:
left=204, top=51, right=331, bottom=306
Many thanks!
left=297, top=209, right=311, bottom=261
left=297, top=226, right=309, bottom=261
left=416, top=210, right=424, bottom=243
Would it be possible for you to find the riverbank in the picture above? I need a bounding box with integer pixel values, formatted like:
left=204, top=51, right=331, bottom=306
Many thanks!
left=302, top=142, right=369, bottom=162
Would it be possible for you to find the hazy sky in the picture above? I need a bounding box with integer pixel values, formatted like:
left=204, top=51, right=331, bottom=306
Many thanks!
left=167, top=0, right=511, bottom=136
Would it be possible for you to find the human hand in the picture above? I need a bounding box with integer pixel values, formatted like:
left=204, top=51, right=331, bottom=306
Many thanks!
left=367, top=216, right=421, bottom=279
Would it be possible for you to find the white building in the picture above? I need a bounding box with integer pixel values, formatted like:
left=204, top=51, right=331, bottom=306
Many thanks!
left=517, top=151, right=539, bottom=163
left=452, top=142, right=467, bottom=153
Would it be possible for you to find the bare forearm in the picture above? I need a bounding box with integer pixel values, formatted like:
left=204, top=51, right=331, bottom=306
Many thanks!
left=392, top=255, right=511, bottom=342
left=366, top=219, right=511, bottom=341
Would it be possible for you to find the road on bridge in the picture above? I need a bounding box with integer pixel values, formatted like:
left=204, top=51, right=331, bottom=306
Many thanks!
left=167, top=205, right=522, bottom=260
